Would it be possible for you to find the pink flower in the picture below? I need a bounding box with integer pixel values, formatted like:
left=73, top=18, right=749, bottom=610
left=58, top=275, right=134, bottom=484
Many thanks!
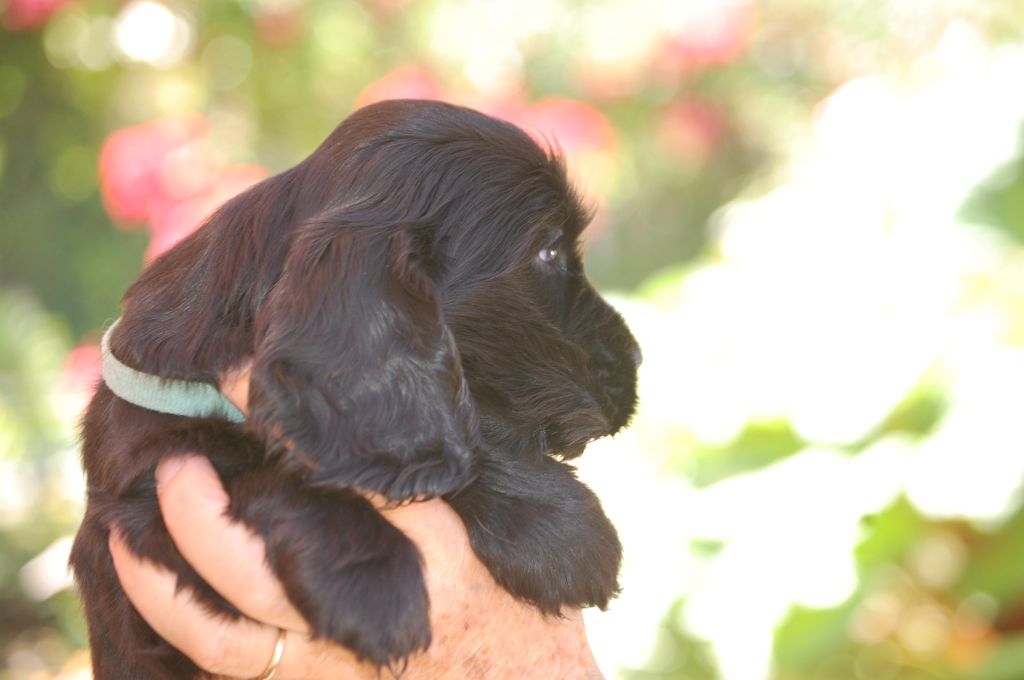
left=145, top=163, right=267, bottom=262
left=98, top=118, right=205, bottom=228
left=365, top=0, right=413, bottom=17
left=2, top=0, right=70, bottom=30
left=486, top=97, right=617, bottom=237
left=356, top=66, right=442, bottom=109
left=656, top=100, right=726, bottom=162
left=99, top=117, right=268, bottom=263
left=576, top=61, right=647, bottom=101
left=62, top=343, right=101, bottom=398
left=493, top=97, right=618, bottom=158
left=658, top=0, right=755, bottom=72
left=254, top=4, right=306, bottom=46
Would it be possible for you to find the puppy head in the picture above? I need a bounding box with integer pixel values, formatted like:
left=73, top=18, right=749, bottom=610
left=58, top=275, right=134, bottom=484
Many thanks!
left=113, top=100, right=638, bottom=498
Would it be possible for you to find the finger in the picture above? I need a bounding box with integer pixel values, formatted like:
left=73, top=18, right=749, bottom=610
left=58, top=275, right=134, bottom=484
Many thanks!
left=109, top=528, right=282, bottom=678
left=110, top=530, right=370, bottom=680
left=156, top=455, right=310, bottom=633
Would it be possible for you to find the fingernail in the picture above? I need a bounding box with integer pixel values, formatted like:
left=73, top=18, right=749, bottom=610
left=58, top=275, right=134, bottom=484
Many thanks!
left=155, top=456, right=187, bottom=491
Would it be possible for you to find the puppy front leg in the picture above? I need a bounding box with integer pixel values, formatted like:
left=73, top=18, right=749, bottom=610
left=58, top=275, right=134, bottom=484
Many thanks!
left=224, top=471, right=432, bottom=670
left=71, top=494, right=229, bottom=680
left=445, top=451, right=622, bottom=614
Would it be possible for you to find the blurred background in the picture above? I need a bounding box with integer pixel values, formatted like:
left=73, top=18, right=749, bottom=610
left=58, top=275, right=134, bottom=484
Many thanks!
left=4, top=0, right=1024, bottom=678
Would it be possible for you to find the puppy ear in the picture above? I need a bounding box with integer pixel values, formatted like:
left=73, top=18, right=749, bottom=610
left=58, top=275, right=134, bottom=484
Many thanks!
left=249, top=218, right=478, bottom=499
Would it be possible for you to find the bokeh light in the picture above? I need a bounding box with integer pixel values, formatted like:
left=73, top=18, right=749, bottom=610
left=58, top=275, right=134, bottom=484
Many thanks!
left=112, top=1, right=193, bottom=68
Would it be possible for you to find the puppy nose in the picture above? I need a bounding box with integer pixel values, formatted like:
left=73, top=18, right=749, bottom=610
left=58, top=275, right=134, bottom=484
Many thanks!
left=630, top=344, right=643, bottom=367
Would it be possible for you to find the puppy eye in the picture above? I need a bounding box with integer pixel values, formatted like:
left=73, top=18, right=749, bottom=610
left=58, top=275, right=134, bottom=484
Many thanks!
left=538, top=245, right=560, bottom=263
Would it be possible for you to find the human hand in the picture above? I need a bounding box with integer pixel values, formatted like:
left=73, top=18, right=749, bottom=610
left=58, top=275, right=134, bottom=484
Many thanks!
left=107, top=364, right=604, bottom=679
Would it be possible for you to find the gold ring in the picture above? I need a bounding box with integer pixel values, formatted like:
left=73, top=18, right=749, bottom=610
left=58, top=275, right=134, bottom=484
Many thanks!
left=252, top=628, right=286, bottom=680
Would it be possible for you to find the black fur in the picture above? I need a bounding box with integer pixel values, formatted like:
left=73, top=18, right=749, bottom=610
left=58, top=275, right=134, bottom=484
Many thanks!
left=70, top=99, right=640, bottom=678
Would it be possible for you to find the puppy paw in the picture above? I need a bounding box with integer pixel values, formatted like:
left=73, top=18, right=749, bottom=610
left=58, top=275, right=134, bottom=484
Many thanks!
left=229, top=482, right=432, bottom=669
left=297, top=532, right=431, bottom=668
left=449, top=461, right=622, bottom=613
left=480, top=505, right=621, bottom=613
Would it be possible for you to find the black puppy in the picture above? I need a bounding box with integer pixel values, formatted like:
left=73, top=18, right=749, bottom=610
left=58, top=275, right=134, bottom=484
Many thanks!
left=70, top=99, right=640, bottom=678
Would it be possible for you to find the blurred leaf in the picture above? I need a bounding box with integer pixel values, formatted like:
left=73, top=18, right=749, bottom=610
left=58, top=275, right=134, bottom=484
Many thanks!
left=855, top=496, right=929, bottom=571
left=774, top=601, right=857, bottom=675
left=622, top=601, right=720, bottom=680
left=0, top=289, right=71, bottom=458
left=959, top=505, right=1024, bottom=604
left=635, top=265, right=693, bottom=311
left=971, top=635, right=1024, bottom=680
left=870, top=384, right=948, bottom=442
left=959, top=125, right=1024, bottom=243
left=685, top=420, right=805, bottom=488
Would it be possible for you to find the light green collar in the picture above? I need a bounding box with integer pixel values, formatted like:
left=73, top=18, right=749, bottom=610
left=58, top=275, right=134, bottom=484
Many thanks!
left=101, top=319, right=246, bottom=423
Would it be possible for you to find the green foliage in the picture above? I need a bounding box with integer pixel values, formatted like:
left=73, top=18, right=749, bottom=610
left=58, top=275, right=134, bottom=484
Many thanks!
left=0, top=33, right=144, bottom=336
left=960, top=126, right=1024, bottom=244
left=0, top=291, right=72, bottom=459
left=871, top=385, right=948, bottom=443
left=960, top=508, right=1024, bottom=604
left=685, top=420, right=806, bottom=488
left=621, top=602, right=721, bottom=680
left=855, top=497, right=929, bottom=571
left=774, top=602, right=858, bottom=677
left=0, top=290, right=84, bottom=671
left=971, top=636, right=1024, bottom=680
